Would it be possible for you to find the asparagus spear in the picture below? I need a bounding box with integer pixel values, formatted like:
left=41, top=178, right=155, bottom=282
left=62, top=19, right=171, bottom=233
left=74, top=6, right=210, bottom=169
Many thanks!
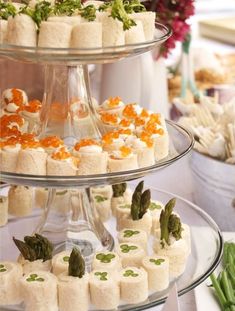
left=112, top=182, right=127, bottom=197
left=68, top=247, right=85, bottom=278
left=130, top=181, right=151, bottom=220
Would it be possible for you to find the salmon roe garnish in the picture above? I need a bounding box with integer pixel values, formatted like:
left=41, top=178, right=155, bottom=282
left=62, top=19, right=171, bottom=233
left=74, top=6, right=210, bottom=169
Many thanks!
left=40, top=136, right=64, bottom=148
left=102, top=131, right=119, bottom=145
left=149, top=113, right=161, bottom=125
left=119, top=146, right=132, bottom=158
left=74, top=139, right=100, bottom=151
left=134, top=117, right=145, bottom=127
left=0, top=126, right=21, bottom=139
left=24, top=99, right=42, bottom=113
left=122, top=104, right=137, bottom=119
left=144, top=122, right=164, bottom=135
left=140, top=109, right=149, bottom=118
left=107, top=96, right=122, bottom=108
left=119, top=119, right=131, bottom=128
left=21, top=140, right=41, bottom=149
left=118, top=128, right=132, bottom=136
left=1, top=114, right=24, bottom=128
left=19, top=133, right=36, bottom=143
left=4, top=137, right=19, bottom=146
left=51, top=147, right=71, bottom=160
left=100, top=112, right=119, bottom=125
left=140, top=131, right=154, bottom=148
left=5, top=88, right=24, bottom=107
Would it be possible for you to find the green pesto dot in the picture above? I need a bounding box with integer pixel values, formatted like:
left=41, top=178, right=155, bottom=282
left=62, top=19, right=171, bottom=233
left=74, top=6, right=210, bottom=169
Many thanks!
left=63, top=256, right=70, bottom=262
left=0, top=264, right=4, bottom=268
left=30, top=274, right=38, bottom=279
left=0, top=268, right=7, bottom=272
left=36, top=278, right=44, bottom=282
left=26, top=278, right=34, bottom=282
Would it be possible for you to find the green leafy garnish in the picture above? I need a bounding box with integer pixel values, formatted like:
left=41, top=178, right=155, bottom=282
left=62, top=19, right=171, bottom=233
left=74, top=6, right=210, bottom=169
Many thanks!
left=110, top=0, right=136, bottom=30
left=149, top=202, right=162, bottom=210
left=131, top=181, right=151, bottom=220
left=0, top=1, right=17, bottom=20
left=96, top=253, right=115, bottom=263
left=123, top=269, right=138, bottom=277
left=13, top=234, right=53, bottom=262
left=160, top=198, right=182, bottom=247
left=123, top=0, right=146, bottom=13
left=53, top=0, right=82, bottom=16
left=81, top=4, right=96, bottom=21
left=95, top=195, right=108, bottom=203
left=149, top=258, right=165, bottom=266
left=20, top=1, right=53, bottom=28
left=63, top=256, right=70, bottom=262
left=112, top=183, right=127, bottom=197
left=123, top=229, right=139, bottom=237
left=120, top=244, right=138, bottom=253
left=98, top=1, right=112, bottom=11
left=94, top=271, right=108, bottom=281
left=68, top=247, right=85, bottom=278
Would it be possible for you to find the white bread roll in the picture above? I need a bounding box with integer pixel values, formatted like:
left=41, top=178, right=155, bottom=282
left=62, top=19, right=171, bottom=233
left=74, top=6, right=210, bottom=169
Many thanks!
left=0, top=262, right=23, bottom=305
left=8, top=185, right=33, bottom=217
left=91, top=185, right=113, bottom=199
left=134, top=145, right=155, bottom=168
left=117, top=228, right=148, bottom=251
left=93, top=196, right=111, bottom=222
left=0, top=20, right=8, bottom=44
left=58, top=272, right=89, bottom=311
left=38, top=21, right=72, bottom=48
left=116, top=242, right=146, bottom=268
left=0, top=196, right=8, bottom=227
left=92, top=251, right=122, bottom=272
left=119, top=266, right=148, bottom=304
left=48, top=16, right=82, bottom=25
left=47, top=157, right=77, bottom=176
left=148, top=200, right=164, bottom=234
left=153, top=238, right=188, bottom=278
left=111, top=188, right=132, bottom=215
left=97, top=12, right=124, bottom=47
left=7, top=14, right=37, bottom=46
left=70, top=22, right=102, bottom=49
left=89, top=269, right=120, bottom=310
left=20, top=271, right=58, bottom=311
left=125, top=20, right=145, bottom=44
left=130, top=11, right=156, bottom=41
left=108, top=154, right=138, bottom=172
left=77, top=152, right=108, bottom=175
left=153, top=130, right=169, bottom=161
left=52, top=251, right=71, bottom=276
left=16, top=148, right=47, bottom=175
left=18, top=257, right=52, bottom=275
left=142, top=256, right=169, bottom=291
left=0, top=146, right=20, bottom=172
left=117, top=211, right=152, bottom=235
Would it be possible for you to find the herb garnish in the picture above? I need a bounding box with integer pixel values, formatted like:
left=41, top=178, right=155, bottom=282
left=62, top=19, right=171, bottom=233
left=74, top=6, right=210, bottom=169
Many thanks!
left=120, top=244, right=138, bottom=253
left=123, top=229, right=139, bottom=237
left=20, top=1, right=53, bottom=28
left=0, top=1, right=17, bottom=20
left=53, top=0, right=82, bottom=16
left=123, top=269, right=138, bottom=277
left=149, top=258, right=165, bottom=266
left=95, top=271, right=108, bottom=281
left=96, top=253, right=115, bottom=263
left=26, top=273, right=44, bottom=282
left=123, top=0, right=146, bottom=13
left=81, top=4, right=96, bottom=21
left=110, top=0, right=136, bottom=30
left=95, top=195, right=108, bottom=203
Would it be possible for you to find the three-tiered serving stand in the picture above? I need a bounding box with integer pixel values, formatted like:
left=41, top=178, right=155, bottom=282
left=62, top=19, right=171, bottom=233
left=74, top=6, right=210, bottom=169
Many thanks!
left=0, top=22, right=223, bottom=310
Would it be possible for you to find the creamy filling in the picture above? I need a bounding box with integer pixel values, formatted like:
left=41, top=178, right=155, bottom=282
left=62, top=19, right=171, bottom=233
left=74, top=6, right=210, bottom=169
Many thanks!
left=110, top=149, right=133, bottom=159
left=78, top=145, right=103, bottom=153
left=5, top=103, right=19, bottom=113
left=2, top=144, right=21, bottom=152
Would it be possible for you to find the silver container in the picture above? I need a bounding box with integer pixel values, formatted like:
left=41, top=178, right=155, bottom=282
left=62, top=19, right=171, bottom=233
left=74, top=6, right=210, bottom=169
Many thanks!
left=191, top=151, right=235, bottom=231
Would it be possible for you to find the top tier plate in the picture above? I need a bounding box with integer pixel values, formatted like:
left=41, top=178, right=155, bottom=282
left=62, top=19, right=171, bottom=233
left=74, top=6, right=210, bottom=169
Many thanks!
left=0, top=22, right=171, bottom=65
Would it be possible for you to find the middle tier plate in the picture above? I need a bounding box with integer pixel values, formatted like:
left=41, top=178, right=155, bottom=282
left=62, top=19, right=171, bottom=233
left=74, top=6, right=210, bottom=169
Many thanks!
left=0, top=121, right=194, bottom=188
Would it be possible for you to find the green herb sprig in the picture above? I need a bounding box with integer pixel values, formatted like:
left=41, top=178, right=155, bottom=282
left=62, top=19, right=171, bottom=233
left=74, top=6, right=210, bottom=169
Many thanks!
left=53, top=0, right=82, bottom=16
left=26, top=273, right=44, bottom=282
left=130, top=181, right=151, bottom=220
left=159, top=198, right=182, bottom=247
left=0, top=1, right=17, bottom=20
left=112, top=182, right=127, bottom=198
left=68, top=247, right=85, bottom=278
left=80, top=4, right=96, bottom=21
left=110, top=0, right=136, bottom=30
left=149, top=258, right=165, bottom=266
left=123, top=0, right=146, bottom=14
left=123, top=229, right=139, bottom=237
left=13, top=234, right=53, bottom=262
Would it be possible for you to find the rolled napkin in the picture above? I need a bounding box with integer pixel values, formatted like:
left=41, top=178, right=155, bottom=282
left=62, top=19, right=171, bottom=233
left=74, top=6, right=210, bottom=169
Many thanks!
left=70, top=22, right=102, bottom=49
left=7, top=14, right=37, bottom=46
left=38, top=21, right=72, bottom=48
left=0, top=262, right=23, bottom=305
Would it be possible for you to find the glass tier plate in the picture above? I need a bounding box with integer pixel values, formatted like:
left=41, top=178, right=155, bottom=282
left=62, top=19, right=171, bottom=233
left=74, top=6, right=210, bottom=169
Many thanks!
left=0, top=186, right=222, bottom=311
left=0, top=22, right=171, bottom=65
left=0, top=121, right=194, bottom=188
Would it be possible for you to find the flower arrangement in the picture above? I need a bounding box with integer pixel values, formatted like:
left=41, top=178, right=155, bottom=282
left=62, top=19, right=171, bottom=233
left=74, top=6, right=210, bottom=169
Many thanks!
left=144, top=0, right=195, bottom=58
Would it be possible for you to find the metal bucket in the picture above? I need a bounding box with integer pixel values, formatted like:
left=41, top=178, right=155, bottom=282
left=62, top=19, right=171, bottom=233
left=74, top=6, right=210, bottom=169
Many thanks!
left=190, top=151, right=235, bottom=231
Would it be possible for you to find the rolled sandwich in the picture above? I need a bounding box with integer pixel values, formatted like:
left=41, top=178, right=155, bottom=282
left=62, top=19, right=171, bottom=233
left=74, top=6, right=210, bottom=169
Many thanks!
left=0, top=262, right=23, bottom=305
left=1, top=113, right=28, bottom=133
left=40, top=135, right=64, bottom=155
left=99, top=96, right=125, bottom=116
left=0, top=196, right=8, bottom=227
left=8, top=185, right=33, bottom=217
left=48, top=16, right=82, bottom=25
left=130, top=11, right=156, bottom=41
left=119, top=267, right=148, bottom=304
left=102, top=131, right=125, bottom=152
left=16, top=140, right=47, bottom=175
left=89, top=269, right=120, bottom=310
left=38, top=21, right=72, bottom=48
left=98, top=12, right=124, bottom=46
left=53, top=190, right=71, bottom=214
left=117, top=228, right=148, bottom=251
left=52, top=250, right=71, bottom=276
left=0, top=137, right=21, bottom=173
left=20, top=271, right=58, bottom=311
left=91, top=185, right=113, bottom=199
left=116, top=242, right=145, bottom=268
left=71, top=22, right=102, bottom=49
left=125, top=20, right=145, bottom=44
left=47, top=147, right=77, bottom=176
left=111, top=183, right=132, bottom=214
left=92, top=251, right=122, bottom=272
left=58, top=248, right=89, bottom=311
left=21, top=99, right=42, bottom=133
left=99, top=112, right=120, bottom=133
left=108, top=146, right=138, bottom=172
left=92, top=193, right=111, bottom=222
left=148, top=200, right=164, bottom=234
left=142, top=256, right=169, bottom=292
left=7, top=14, right=37, bottom=46
left=117, top=210, right=152, bottom=234
left=0, top=20, right=8, bottom=44
left=73, top=139, right=108, bottom=175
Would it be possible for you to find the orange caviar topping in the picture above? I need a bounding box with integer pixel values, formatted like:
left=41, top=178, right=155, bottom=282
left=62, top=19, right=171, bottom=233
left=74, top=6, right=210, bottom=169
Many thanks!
left=19, top=133, right=36, bottom=143
left=102, top=131, right=119, bottom=144
left=40, top=136, right=64, bottom=148
left=134, top=117, right=145, bottom=127
left=144, top=122, right=164, bottom=135
left=5, top=88, right=24, bottom=107
left=119, top=146, right=132, bottom=157
left=140, top=109, right=149, bottom=118
left=140, top=131, right=154, bottom=148
left=21, top=140, right=41, bottom=149
left=118, top=128, right=132, bottom=136
left=0, top=126, right=21, bottom=139
left=122, top=104, right=137, bottom=119
left=149, top=113, right=161, bottom=125
left=51, top=147, right=71, bottom=160
left=4, top=137, right=19, bottom=146
left=107, top=96, right=121, bottom=108
left=100, top=112, right=119, bottom=125
left=1, top=114, right=24, bottom=128
left=119, top=119, right=131, bottom=127
left=24, top=99, right=42, bottom=113
left=74, top=139, right=100, bottom=151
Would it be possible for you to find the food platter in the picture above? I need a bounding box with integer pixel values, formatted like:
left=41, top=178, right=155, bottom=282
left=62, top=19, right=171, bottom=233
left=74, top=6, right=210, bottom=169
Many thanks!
left=0, top=186, right=223, bottom=311
left=0, top=22, right=171, bottom=65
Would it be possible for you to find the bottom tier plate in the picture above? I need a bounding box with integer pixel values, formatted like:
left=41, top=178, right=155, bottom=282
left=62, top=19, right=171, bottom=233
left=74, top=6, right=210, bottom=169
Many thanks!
left=0, top=186, right=222, bottom=311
